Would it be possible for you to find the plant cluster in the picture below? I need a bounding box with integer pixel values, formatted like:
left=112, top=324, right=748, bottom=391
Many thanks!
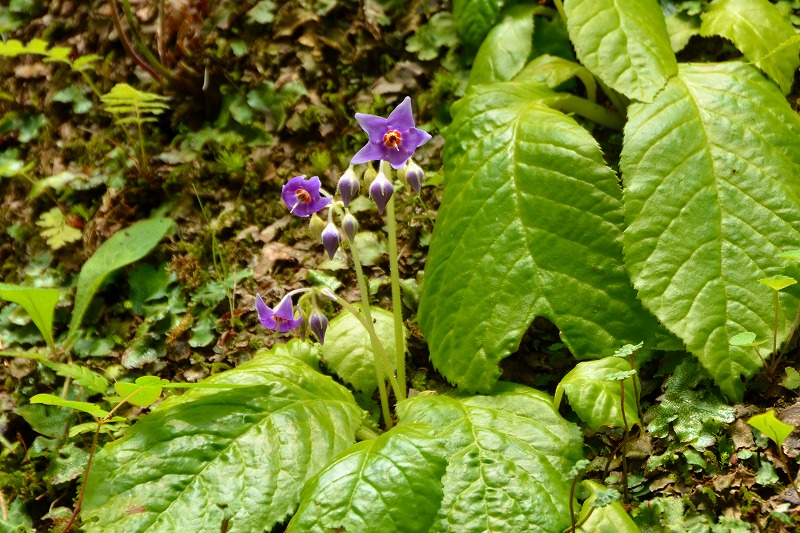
left=1, top=0, right=800, bottom=531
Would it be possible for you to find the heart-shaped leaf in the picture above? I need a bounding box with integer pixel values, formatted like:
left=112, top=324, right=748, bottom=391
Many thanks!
left=419, top=81, right=657, bottom=392
left=621, top=61, right=800, bottom=400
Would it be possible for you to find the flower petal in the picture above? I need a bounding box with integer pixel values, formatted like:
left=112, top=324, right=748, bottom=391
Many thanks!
left=273, top=295, right=297, bottom=321
left=351, top=142, right=387, bottom=166
left=386, top=97, right=415, bottom=130
left=355, top=113, right=388, bottom=139
left=256, top=294, right=277, bottom=330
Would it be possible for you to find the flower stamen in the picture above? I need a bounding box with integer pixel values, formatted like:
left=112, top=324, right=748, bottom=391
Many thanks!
left=383, top=129, right=402, bottom=151
left=295, top=189, right=312, bottom=203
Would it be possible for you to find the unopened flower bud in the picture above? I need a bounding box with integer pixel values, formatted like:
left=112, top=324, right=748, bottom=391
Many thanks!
left=308, top=309, right=328, bottom=344
left=341, top=212, right=358, bottom=241
left=319, top=288, right=337, bottom=301
left=405, top=160, right=424, bottom=194
left=321, top=222, right=340, bottom=259
left=337, top=166, right=360, bottom=208
left=369, top=171, right=394, bottom=214
left=308, top=213, right=326, bottom=241
left=362, top=165, right=378, bottom=188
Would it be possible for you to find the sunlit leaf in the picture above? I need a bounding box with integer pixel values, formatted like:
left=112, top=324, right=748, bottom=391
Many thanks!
left=0, top=283, right=59, bottom=350
left=30, top=393, right=109, bottom=419
left=748, top=409, right=794, bottom=447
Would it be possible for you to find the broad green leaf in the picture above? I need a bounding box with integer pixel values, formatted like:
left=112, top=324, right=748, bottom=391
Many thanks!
left=66, top=217, right=173, bottom=346
left=81, top=353, right=364, bottom=532
left=515, top=54, right=597, bottom=102
left=782, top=367, right=800, bottom=390
left=468, top=4, right=535, bottom=87
left=319, top=306, right=402, bottom=393
left=114, top=376, right=168, bottom=407
left=557, top=358, right=640, bottom=430
left=748, top=409, right=794, bottom=447
left=419, top=81, right=657, bottom=392
left=758, top=275, right=797, bottom=291
left=700, top=0, right=800, bottom=94
left=452, top=0, right=521, bottom=49
left=576, top=480, right=640, bottom=532
left=0, top=283, right=59, bottom=350
left=30, top=393, right=109, bottom=419
left=665, top=12, right=701, bottom=53
left=287, top=424, right=448, bottom=532
left=563, top=0, right=677, bottom=102
left=398, top=383, right=584, bottom=532
left=621, top=61, right=800, bottom=400
left=780, top=249, right=800, bottom=262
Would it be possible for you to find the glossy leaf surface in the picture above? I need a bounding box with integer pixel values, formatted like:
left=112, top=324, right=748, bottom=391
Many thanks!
left=287, top=424, right=448, bottom=532
left=452, top=0, right=521, bottom=49
left=563, top=0, right=676, bottom=102
left=81, top=353, right=364, bottom=532
left=621, top=62, right=800, bottom=400
left=419, top=82, right=656, bottom=392
left=468, top=4, right=535, bottom=87
left=400, top=383, right=584, bottom=532
left=700, top=0, right=800, bottom=94
left=557, top=357, right=640, bottom=430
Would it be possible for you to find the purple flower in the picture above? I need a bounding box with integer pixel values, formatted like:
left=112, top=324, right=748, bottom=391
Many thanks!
left=256, top=294, right=302, bottom=332
left=369, top=171, right=394, bottom=214
left=281, top=175, right=331, bottom=217
left=351, top=97, right=432, bottom=170
left=308, top=309, right=328, bottom=344
left=321, top=222, right=340, bottom=259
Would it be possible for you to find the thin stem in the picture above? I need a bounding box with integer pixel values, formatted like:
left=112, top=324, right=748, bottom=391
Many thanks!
left=120, top=0, right=173, bottom=81
left=569, top=474, right=579, bottom=533
left=552, top=0, right=567, bottom=27
left=619, top=380, right=630, bottom=503
left=627, top=354, right=643, bottom=423
left=356, top=427, right=381, bottom=441
left=385, top=192, right=407, bottom=402
left=109, top=0, right=161, bottom=81
left=555, top=94, right=626, bottom=130
left=770, top=289, right=780, bottom=375
left=348, top=240, right=394, bottom=429
left=596, top=78, right=628, bottom=116
left=61, top=422, right=101, bottom=532
left=136, top=109, right=148, bottom=173
left=775, top=300, right=800, bottom=367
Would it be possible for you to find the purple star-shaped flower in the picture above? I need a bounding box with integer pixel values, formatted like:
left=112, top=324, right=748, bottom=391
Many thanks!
left=351, top=97, right=432, bottom=170
left=256, top=294, right=303, bottom=332
left=281, top=175, right=331, bottom=217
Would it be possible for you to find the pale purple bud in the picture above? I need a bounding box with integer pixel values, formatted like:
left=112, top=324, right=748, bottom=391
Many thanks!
left=405, top=160, right=424, bottom=194
left=337, top=166, right=360, bottom=208
left=321, top=222, right=340, bottom=259
left=342, top=212, right=358, bottom=241
left=369, top=171, right=394, bottom=214
left=308, top=309, right=328, bottom=344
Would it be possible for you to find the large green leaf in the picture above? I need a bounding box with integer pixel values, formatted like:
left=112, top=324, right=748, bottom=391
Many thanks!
left=0, top=284, right=59, bottom=350
left=557, top=357, right=640, bottom=430
left=700, top=0, right=800, bottom=94
left=66, top=217, right=173, bottom=346
left=468, top=4, right=535, bottom=87
left=319, top=306, right=401, bottom=393
left=287, top=424, right=448, bottom=532
left=81, top=352, right=364, bottom=532
left=419, top=82, right=657, bottom=392
left=400, top=383, right=584, bottom=532
left=563, top=0, right=677, bottom=102
left=621, top=61, right=800, bottom=401
left=452, top=0, right=521, bottom=50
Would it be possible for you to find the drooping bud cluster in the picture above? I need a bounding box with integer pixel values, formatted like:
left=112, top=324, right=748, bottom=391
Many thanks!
left=258, top=96, right=432, bottom=346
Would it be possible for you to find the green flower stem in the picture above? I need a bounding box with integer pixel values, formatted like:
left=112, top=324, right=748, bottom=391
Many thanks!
left=356, top=426, right=380, bottom=441
left=346, top=239, right=396, bottom=429
left=385, top=193, right=407, bottom=402
left=552, top=0, right=567, bottom=27
left=619, top=380, right=630, bottom=503
left=556, top=94, right=625, bottom=130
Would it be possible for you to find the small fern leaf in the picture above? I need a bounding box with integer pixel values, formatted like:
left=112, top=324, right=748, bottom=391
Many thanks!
left=36, top=207, right=82, bottom=250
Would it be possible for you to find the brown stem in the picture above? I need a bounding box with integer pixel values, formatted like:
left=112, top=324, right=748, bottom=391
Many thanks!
left=62, top=422, right=102, bottom=532
left=619, top=380, right=630, bottom=504
left=109, top=0, right=162, bottom=81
